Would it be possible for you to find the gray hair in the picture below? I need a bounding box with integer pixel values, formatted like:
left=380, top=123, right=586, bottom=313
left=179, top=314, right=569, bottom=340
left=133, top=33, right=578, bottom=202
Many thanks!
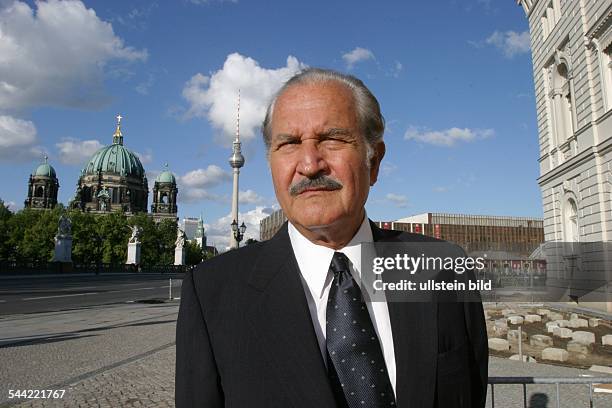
left=262, top=68, right=385, bottom=160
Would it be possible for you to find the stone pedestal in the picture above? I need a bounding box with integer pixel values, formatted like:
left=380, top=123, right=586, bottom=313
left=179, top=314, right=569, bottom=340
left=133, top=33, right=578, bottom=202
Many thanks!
left=52, top=236, right=72, bottom=262
left=174, top=247, right=186, bottom=265
left=126, top=242, right=141, bottom=265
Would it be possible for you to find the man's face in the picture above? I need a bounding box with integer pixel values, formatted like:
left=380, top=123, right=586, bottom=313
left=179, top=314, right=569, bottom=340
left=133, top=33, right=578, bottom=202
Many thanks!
left=268, top=81, right=384, bottom=234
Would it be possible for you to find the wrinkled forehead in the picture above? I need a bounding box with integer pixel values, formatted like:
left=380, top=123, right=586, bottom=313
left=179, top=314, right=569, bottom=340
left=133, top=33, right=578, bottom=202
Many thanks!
left=270, top=81, right=358, bottom=133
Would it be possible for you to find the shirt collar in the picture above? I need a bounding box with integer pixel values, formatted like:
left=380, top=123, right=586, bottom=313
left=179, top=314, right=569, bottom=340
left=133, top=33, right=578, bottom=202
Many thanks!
left=288, top=213, right=373, bottom=299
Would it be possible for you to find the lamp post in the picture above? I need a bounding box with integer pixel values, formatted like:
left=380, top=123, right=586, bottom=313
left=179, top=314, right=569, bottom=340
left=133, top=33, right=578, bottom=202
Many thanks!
left=231, top=219, right=247, bottom=247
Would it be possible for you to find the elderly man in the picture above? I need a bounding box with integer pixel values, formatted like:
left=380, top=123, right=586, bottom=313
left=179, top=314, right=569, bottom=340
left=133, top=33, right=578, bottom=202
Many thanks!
left=176, top=68, right=488, bottom=408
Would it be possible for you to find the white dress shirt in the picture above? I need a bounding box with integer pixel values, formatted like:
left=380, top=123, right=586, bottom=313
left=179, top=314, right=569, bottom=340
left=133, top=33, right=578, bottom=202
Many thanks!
left=288, top=215, right=397, bottom=396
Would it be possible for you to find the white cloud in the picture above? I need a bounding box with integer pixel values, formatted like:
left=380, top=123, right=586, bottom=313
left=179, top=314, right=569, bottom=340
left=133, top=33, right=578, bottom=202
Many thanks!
left=385, top=193, right=408, bottom=208
left=176, top=165, right=232, bottom=203
left=240, top=189, right=265, bottom=204
left=390, top=61, right=403, bottom=77
left=0, top=0, right=147, bottom=111
left=55, top=138, right=103, bottom=165
left=180, top=189, right=227, bottom=204
left=485, top=30, right=531, bottom=58
left=180, top=165, right=231, bottom=188
left=404, top=126, right=494, bottom=147
left=135, top=148, right=153, bottom=164
left=342, top=47, right=375, bottom=69
left=0, top=114, right=44, bottom=162
left=205, top=206, right=274, bottom=251
left=135, top=73, right=155, bottom=95
left=182, top=53, right=305, bottom=143
left=5, top=200, right=18, bottom=211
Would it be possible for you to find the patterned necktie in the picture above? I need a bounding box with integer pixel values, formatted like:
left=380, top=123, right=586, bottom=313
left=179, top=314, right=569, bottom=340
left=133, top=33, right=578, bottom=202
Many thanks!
left=326, top=252, right=396, bottom=408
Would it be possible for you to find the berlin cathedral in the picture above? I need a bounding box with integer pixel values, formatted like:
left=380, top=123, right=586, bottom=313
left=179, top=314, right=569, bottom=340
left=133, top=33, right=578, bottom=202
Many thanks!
left=24, top=115, right=178, bottom=221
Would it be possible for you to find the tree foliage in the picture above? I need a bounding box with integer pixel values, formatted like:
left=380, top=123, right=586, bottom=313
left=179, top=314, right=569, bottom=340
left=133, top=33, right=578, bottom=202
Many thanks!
left=0, top=207, right=205, bottom=265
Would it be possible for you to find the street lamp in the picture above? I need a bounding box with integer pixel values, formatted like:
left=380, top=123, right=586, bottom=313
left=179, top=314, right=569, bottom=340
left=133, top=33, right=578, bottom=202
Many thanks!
left=231, top=219, right=247, bottom=247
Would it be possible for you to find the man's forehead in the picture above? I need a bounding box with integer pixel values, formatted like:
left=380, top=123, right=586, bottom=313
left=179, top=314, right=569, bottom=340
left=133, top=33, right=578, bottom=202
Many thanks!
left=271, top=82, right=357, bottom=130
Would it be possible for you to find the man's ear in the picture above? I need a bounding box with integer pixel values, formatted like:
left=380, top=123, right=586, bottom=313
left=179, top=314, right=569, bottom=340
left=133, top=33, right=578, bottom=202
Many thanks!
left=369, top=141, right=386, bottom=186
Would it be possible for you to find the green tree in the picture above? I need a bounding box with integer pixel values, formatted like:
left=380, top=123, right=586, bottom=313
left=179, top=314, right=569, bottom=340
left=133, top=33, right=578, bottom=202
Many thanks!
left=185, top=240, right=204, bottom=265
left=0, top=199, right=13, bottom=261
left=10, top=207, right=61, bottom=263
left=98, top=210, right=129, bottom=264
left=69, top=210, right=102, bottom=264
left=157, top=218, right=177, bottom=265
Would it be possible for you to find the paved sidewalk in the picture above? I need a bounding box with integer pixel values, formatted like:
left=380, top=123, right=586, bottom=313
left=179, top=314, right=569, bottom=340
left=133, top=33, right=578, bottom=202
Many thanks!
left=0, top=301, right=179, bottom=347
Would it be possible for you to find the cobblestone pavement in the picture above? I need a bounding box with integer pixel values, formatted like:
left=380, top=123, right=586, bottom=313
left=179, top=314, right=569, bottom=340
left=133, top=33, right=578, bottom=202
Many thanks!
left=2, top=301, right=612, bottom=407
left=10, top=346, right=176, bottom=408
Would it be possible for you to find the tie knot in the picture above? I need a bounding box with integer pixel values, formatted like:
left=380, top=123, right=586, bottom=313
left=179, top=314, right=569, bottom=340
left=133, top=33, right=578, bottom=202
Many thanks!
left=330, top=252, right=350, bottom=275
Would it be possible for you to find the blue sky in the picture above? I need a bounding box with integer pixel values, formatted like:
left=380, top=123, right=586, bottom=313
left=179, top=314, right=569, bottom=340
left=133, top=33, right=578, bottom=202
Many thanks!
left=0, top=0, right=539, bottom=248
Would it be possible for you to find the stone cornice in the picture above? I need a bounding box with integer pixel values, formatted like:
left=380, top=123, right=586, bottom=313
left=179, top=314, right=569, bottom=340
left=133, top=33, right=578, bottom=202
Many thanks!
left=586, top=4, right=612, bottom=40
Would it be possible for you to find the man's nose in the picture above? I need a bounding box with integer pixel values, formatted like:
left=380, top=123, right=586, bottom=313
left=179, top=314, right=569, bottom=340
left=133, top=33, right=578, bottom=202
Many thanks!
left=296, top=142, right=328, bottom=177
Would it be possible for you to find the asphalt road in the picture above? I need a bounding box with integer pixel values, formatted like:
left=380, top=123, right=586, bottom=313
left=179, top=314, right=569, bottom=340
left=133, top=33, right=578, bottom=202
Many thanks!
left=0, top=274, right=184, bottom=316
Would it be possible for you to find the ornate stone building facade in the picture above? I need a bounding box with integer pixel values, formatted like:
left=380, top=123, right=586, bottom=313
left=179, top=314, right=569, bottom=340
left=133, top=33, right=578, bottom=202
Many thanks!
left=151, top=164, right=178, bottom=220
left=518, top=0, right=612, bottom=242
left=71, top=116, right=150, bottom=215
left=24, top=155, right=59, bottom=210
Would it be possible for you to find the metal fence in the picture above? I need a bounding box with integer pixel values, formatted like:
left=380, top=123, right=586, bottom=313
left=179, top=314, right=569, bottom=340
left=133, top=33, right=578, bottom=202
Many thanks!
left=489, top=376, right=612, bottom=408
left=0, top=261, right=192, bottom=275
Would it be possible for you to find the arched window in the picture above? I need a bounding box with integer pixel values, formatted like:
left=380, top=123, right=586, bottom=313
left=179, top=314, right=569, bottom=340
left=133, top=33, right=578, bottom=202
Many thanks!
left=161, top=193, right=168, bottom=204
left=35, top=186, right=44, bottom=197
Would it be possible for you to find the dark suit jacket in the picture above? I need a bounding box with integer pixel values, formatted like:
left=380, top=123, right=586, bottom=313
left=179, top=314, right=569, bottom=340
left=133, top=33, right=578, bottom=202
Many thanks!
left=176, top=221, right=488, bottom=408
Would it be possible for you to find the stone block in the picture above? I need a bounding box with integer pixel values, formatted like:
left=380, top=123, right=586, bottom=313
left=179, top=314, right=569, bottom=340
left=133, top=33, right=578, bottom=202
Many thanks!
left=567, top=340, right=591, bottom=354
left=546, top=322, right=559, bottom=333
left=589, top=365, right=612, bottom=374
left=507, top=330, right=528, bottom=343
left=510, top=354, right=537, bottom=363
left=570, top=313, right=579, bottom=320
left=547, top=312, right=564, bottom=321
left=524, top=314, right=541, bottom=323
left=507, top=315, right=524, bottom=325
left=602, top=335, right=612, bottom=346
left=553, top=319, right=570, bottom=328
left=571, top=331, right=596, bottom=345
left=502, top=308, right=516, bottom=317
left=589, top=318, right=600, bottom=328
left=552, top=327, right=573, bottom=338
left=568, top=318, right=588, bottom=328
left=488, top=338, right=510, bottom=351
left=541, top=348, right=569, bottom=362
left=537, top=309, right=550, bottom=316
left=530, top=334, right=553, bottom=348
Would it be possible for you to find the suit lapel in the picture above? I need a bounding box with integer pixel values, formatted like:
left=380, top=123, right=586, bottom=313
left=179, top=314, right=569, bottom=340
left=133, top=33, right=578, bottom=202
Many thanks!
left=371, top=221, right=438, bottom=408
left=246, top=223, right=337, bottom=408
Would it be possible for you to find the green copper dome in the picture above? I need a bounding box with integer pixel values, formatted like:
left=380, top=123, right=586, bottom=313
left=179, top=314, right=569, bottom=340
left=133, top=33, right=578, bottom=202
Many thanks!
left=156, top=170, right=176, bottom=184
left=83, top=144, right=145, bottom=178
left=33, top=156, right=56, bottom=177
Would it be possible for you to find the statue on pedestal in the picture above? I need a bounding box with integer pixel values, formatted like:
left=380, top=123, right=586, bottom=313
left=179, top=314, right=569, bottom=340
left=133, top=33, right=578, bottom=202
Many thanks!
left=174, top=227, right=187, bottom=265
left=52, top=214, right=73, bottom=263
left=129, top=225, right=142, bottom=244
